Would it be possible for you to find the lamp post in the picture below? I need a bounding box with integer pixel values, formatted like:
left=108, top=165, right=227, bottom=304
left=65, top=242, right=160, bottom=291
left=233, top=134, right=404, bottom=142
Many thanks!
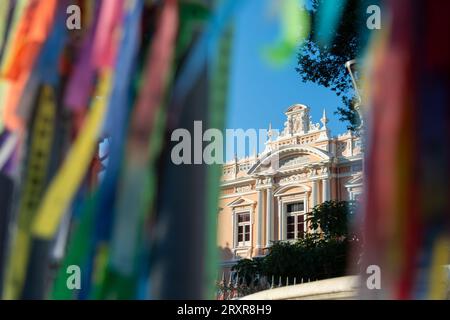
left=345, top=59, right=365, bottom=158
left=345, top=59, right=365, bottom=188
left=345, top=59, right=364, bottom=146
left=345, top=59, right=361, bottom=104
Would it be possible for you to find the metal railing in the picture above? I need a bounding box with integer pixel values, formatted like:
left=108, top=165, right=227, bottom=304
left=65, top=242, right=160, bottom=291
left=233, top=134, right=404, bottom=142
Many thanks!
left=216, top=273, right=318, bottom=300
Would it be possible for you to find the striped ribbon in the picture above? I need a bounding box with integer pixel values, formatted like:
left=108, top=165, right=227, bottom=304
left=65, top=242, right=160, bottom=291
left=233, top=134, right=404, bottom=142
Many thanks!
left=31, top=72, right=111, bottom=239
left=3, top=85, right=56, bottom=299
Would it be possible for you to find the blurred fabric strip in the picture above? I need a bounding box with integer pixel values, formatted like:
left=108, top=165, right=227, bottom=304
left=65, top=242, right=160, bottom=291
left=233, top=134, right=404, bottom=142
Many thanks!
left=361, top=0, right=450, bottom=299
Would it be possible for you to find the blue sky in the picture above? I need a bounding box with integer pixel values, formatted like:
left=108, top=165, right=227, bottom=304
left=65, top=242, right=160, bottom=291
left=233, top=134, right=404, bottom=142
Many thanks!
left=225, top=0, right=348, bottom=157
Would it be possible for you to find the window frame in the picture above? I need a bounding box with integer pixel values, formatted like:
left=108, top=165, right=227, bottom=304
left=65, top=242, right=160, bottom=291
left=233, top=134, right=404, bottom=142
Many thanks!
left=285, top=200, right=306, bottom=241
left=235, top=211, right=251, bottom=248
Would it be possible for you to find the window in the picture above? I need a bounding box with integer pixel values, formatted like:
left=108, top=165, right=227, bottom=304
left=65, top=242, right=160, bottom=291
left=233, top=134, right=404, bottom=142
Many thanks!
left=287, top=202, right=304, bottom=213
left=236, top=212, right=250, bottom=247
left=286, top=202, right=306, bottom=240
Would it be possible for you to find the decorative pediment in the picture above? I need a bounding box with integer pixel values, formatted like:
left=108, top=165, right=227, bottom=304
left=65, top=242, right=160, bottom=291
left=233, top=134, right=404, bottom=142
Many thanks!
left=283, top=104, right=310, bottom=136
left=248, top=145, right=330, bottom=175
left=279, top=154, right=310, bottom=168
left=274, top=184, right=311, bottom=196
left=227, top=196, right=256, bottom=208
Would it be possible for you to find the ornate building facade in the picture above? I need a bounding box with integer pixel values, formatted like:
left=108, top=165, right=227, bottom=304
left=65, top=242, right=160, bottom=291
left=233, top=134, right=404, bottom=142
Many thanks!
left=217, top=104, right=363, bottom=270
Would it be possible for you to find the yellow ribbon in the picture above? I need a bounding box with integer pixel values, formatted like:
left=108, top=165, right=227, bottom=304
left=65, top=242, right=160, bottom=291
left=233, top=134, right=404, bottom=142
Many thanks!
left=428, top=237, right=450, bottom=299
left=32, top=72, right=112, bottom=239
left=3, top=85, right=56, bottom=299
left=0, top=1, right=10, bottom=51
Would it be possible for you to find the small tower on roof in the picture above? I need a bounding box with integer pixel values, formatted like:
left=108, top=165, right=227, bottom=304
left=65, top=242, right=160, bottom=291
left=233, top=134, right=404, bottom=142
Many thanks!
left=317, top=108, right=331, bottom=142
left=267, top=122, right=273, bottom=140
left=321, top=108, right=329, bottom=129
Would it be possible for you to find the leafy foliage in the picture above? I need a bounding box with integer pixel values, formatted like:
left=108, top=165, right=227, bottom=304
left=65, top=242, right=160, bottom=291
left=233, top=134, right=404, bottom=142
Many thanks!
left=231, top=200, right=359, bottom=284
left=261, top=236, right=349, bottom=282
left=296, top=0, right=369, bottom=130
left=231, top=257, right=264, bottom=286
left=309, top=200, right=358, bottom=240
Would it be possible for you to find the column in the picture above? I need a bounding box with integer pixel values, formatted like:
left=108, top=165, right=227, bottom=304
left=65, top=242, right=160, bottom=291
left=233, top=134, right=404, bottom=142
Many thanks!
left=282, top=202, right=286, bottom=240
left=249, top=207, right=254, bottom=247
left=256, top=189, right=263, bottom=249
left=232, top=210, right=237, bottom=248
left=322, top=178, right=330, bottom=202
left=277, top=199, right=282, bottom=241
left=312, top=180, right=318, bottom=208
left=304, top=194, right=309, bottom=214
left=304, top=194, right=309, bottom=235
left=266, top=188, right=273, bottom=247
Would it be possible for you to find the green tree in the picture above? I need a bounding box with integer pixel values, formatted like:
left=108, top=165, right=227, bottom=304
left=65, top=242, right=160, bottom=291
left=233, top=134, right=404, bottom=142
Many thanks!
left=231, top=257, right=264, bottom=286
left=308, top=200, right=358, bottom=240
left=231, top=200, right=359, bottom=284
left=296, top=0, right=372, bottom=130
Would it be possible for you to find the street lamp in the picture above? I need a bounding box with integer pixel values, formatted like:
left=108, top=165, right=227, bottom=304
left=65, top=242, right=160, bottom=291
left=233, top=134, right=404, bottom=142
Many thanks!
left=345, top=59, right=363, bottom=133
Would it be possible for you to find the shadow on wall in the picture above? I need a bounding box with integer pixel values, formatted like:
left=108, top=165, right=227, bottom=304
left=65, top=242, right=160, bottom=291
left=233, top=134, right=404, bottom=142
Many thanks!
left=218, top=243, right=234, bottom=262
left=217, top=243, right=235, bottom=279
